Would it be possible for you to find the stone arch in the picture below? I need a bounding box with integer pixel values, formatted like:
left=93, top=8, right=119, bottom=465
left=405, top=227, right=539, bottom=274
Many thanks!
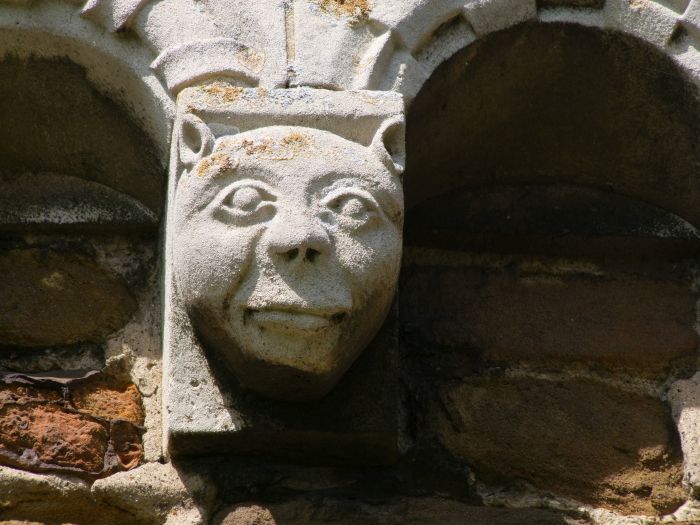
left=0, top=0, right=177, bottom=219
left=0, top=0, right=287, bottom=153
left=402, top=22, right=700, bottom=226
left=375, top=0, right=700, bottom=237
left=357, top=0, right=700, bottom=103
left=0, top=1, right=172, bottom=152
left=0, top=5, right=173, bottom=227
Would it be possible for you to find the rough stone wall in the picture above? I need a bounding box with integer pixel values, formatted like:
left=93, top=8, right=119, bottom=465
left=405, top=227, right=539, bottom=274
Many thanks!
left=2, top=1, right=700, bottom=524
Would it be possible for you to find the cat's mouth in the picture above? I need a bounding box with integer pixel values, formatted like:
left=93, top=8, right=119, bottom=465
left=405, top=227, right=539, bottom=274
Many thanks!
left=244, top=306, right=348, bottom=333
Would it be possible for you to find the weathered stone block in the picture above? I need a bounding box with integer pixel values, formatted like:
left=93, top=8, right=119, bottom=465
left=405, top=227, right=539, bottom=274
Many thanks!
left=0, top=249, right=136, bottom=347
left=0, top=465, right=139, bottom=525
left=463, top=0, right=537, bottom=37
left=91, top=462, right=215, bottom=525
left=435, top=377, right=685, bottom=515
left=401, top=265, right=697, bottom=374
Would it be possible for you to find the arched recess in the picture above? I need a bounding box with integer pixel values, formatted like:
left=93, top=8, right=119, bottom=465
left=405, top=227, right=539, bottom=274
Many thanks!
left=403, top=22, right=700, bottom=251
left=376, top=0, right=700, bottom=256
left=397, top=15, right=700, bottom=517
left=0, top=1, right=173, bottom=153
left=0, top=2, right=174, bottom=223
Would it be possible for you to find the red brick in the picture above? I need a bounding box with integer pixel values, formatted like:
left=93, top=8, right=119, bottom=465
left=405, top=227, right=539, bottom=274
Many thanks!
left=71, top=378, right=144, bottom=425
left=0, top=404, right=108, bottom=474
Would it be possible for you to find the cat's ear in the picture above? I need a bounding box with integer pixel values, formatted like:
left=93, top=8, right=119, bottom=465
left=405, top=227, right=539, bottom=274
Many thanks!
left=177, top=113, right=214, bottom=172
left=370, top=115, right=405, bottom=176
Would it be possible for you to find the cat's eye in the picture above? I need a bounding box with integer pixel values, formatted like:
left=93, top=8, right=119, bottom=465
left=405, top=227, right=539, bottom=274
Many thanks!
left=215, top=180, right=276, bottom=224
left=322, top=188, right=380, bottom=230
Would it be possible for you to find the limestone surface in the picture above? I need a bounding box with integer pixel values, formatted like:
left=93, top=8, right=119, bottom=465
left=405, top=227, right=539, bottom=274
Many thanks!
left=91, top=462, right=215, bottom=525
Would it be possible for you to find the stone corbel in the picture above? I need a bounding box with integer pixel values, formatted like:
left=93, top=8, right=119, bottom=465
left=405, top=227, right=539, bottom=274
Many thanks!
left=164, top=84, right=405, bottom=462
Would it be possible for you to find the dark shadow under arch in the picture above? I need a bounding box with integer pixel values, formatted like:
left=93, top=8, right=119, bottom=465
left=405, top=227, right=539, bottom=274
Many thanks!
left=405, top=22, right=700, bottom=249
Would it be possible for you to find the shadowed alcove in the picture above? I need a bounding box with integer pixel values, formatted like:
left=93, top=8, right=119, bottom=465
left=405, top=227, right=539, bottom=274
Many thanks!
left=0, top=56, right=164, bottom=231
left=405, top=22, right=700, bottom=259
left=401, top=22, right=700, bottom=515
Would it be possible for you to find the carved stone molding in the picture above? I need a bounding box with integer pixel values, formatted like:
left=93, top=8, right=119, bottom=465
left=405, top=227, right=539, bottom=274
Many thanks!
left=3, top=0, right=698, bottom=104
left=290, top=0, right=700, bottom=102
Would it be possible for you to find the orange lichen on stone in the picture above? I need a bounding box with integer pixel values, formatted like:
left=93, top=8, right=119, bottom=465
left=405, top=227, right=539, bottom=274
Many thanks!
left=234, top=132, right=313, bottom=161
left=281, top=132, right=312, bottom=156
left=199, top=82, right=244, bottom=104
left=282, top=131, right=309, bottom=147
left=235, top=47, right=265, bottom=73
left=196, top=153, right=238, bottom=178
left=71, top=378, right=145, bottom=426
left=315, top=0, right=371, bottom=24
left=240, top=138, right=272, bottom=157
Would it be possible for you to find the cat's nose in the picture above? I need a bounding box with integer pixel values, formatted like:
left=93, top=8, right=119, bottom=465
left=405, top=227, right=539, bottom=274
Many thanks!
left=265, top=212, right=331, bottom=264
